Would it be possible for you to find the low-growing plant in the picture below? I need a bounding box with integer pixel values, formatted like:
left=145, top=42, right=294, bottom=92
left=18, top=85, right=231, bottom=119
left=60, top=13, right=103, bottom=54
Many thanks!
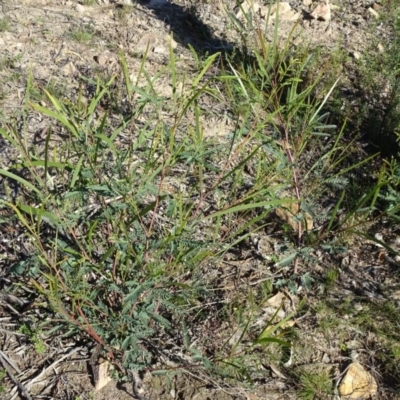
left=18, top=323, right=47, bottom=354
left=1, top=1, right=399, bottom=395
left=219, top=9, right=387, bottom=275
left=0, top=369, right=6, bottom=394
left=82, top=0, right=96, bottom=6
left=0, top=54, right=23, bottom=71
left=0, top=18, right=9, bottom=32
left=70, top=26, right=94, bottom=42
left=114, top=5, right=135, bottom=22
left=298, top=369, right=333, bottom=400
left=0, top=46, right=296, bottom=378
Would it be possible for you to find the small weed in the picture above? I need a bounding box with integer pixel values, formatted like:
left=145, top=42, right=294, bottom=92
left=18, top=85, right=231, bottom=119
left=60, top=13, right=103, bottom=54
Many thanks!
left=8, top=72, right=22, bottom=82
left=0, top=0, right=400, bottom=396
left=25, top=76, right=68, bottom=103
left=70, top=26, right=94, bottom=42
left=315, top=302, right=341, bottom=332
left=115, top=5, right=135, bottom=22
left=26, top=84, right=42, bottom=103
left=46, top=78, right=68, bottom=98
left=34, top=16, right=46, bottom=27
left=0, top=18, right=9, bottom=32
left=324, top=269, right=339, bottom=289
left=0, top=54, right=23, bottom=71
left=18, top=324, right=47, bottom=354
left=298, top=370, right=333, bottom=400
left=0, top=369, right=6, bottom=394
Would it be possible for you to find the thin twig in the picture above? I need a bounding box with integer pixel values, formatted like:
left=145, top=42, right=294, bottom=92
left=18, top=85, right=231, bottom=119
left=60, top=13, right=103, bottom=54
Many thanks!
left=0, top=351, right=31, bottom=400
left=129, top=369, right=151, bottom=400
left=0, top=350, right=21, bottom=373
left=0, top=328, right=26, bottom=336
left=26, top=347, right=83, bottom=390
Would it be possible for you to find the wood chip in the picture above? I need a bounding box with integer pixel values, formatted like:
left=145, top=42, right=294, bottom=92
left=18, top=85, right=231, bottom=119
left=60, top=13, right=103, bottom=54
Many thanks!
left=275, top=203, right=313, bottom=231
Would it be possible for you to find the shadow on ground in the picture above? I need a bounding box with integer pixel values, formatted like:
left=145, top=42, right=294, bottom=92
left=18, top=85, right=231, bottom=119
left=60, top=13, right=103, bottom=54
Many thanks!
left=138, top=0, right=234, bottom=54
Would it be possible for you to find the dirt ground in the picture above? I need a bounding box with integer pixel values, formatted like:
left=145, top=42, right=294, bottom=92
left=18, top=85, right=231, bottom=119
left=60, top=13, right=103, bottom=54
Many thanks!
left=1, top=0, right=399, bottom=399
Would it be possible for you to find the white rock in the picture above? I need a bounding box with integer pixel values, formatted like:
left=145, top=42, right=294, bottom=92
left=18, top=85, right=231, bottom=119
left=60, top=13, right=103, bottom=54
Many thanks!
left=374, top=232, right=384, bottom=247
left=95, top=54, right=108, bottom=66
left=153, top=45, right=167, bottom=54
left=94, top=51, right=115, bottom=66
left=236, top=0, right=260, bottom=18
left=137, top=33, right=158, bottom=53
left=63, top=62, right=78, bottom=76
left=266, top=1, right=291, bottom=15
left=93, top=359, right=112, bottom=391
left=310, top=1, right=331, bottom=21
left=367, top=7, right=379, bottom=19
left=322, top=353, right=330, bottom=363
left=261, top=2, right=300, bottom=22
left=75, top=4, right=85, bottom=13
left=339, top=362, right=378, bottom=399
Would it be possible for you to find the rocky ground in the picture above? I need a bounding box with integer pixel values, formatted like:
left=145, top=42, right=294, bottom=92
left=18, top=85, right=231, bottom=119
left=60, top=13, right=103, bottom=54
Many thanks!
left=1, top=0, right=400, bottom=399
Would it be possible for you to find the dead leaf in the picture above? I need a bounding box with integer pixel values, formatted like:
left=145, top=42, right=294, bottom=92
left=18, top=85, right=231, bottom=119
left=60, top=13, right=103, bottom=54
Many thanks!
left=310, top=1, right=331, bottom=21
left=372, top=3, right=382, bottom=11
left=270, top=362, right=288, bottom=379
left=266, top=292, right=285, bottom=308
left=275, top=203, right=313, bottom=231
left=92, top=358, right=113, bottom=391
left=257, top=236, right=273, bottom=259
left=339, top=362, right=378, bottom=399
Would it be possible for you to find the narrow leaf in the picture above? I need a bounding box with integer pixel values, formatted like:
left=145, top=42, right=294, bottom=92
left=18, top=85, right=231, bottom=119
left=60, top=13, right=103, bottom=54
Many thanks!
left=0, top=169, right=41, bottom=196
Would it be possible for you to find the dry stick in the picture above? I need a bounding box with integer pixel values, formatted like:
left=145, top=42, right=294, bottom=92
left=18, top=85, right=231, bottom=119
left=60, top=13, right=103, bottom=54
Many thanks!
left=0, top=328, right=26, bottom=336
left=129, top=369, right=151, bottom=400
left=274, top=112, right=303, bottom=274
left=282, top=127, right=302, bottom=274
left=0, top=349, right=21, bottom=374
left=9, top=347, right=83, bottom=400
left=24, top=347, right=82, bottom=389
left=74, top=305, right=124, bottom=373
left=0, top=350, right=32, bottom=400
left=192, top=120, right=258, bottom=219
